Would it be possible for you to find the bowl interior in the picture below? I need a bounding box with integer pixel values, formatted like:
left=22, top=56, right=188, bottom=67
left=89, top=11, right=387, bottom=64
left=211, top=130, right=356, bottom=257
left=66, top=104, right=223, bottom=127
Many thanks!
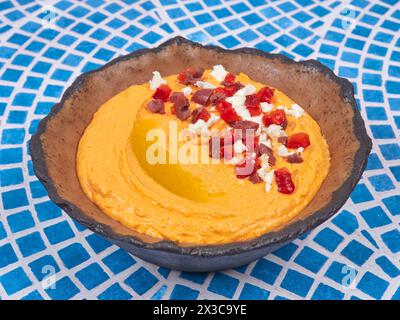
left=33, top=39, right=363, bottom=250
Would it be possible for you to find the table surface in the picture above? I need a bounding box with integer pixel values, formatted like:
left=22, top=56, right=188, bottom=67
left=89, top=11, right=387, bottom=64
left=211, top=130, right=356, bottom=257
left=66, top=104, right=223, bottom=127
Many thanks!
left=0, top=0, right=399, bottom=300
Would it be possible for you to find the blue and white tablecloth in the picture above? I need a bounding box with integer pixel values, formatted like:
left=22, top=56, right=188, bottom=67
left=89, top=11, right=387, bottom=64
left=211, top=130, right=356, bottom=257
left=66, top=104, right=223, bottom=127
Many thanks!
left=0, top=0, right=399, bottom=300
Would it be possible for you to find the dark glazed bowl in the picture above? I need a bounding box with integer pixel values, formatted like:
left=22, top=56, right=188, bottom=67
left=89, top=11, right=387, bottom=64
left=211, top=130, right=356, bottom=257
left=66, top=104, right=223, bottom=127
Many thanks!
left=30, top=37, right=371, bottom=272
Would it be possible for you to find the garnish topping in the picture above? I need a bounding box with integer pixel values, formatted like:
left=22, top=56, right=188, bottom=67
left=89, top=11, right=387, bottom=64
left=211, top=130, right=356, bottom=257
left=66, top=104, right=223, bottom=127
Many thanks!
left=262, top=109, right=287, bottom=127
left=191, top=106, right=211, bottom=123
left=191, top=89, right=213, bottom=106
left=210, top=65, right=228, bottom=82
left=146, top=66, right=312, bottom=194
left=216, top=100, right=242, bottom=124
left=177, top=67, right=204, bottom=85
left=147, top=99, right=165, bottom=114
left=286, top=132, right=310, bottom=149
left=244, top=94, right=262, bottom=116
left=286, top=152, right=303, bottom=163
left=153, top=84, right=172, bottom=102
left=149, top=71, right=166, bottom=90
left=222, top=73, right=235, bottom=85
left=256, top=86, right=275, bottom=103
left=274, top=168, right=295, bottom=194
left=235, top=156, right=258, bottom=179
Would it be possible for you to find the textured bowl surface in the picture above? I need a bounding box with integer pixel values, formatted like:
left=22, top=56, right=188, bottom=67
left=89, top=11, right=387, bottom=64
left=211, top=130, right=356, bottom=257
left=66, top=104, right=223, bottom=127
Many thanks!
left=30, top=37, right=371, bottom=272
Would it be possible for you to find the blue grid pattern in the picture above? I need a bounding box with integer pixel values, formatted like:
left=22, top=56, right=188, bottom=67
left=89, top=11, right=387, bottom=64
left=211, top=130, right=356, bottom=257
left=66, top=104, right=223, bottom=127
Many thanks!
left=0, top=0, right=399, bottom=300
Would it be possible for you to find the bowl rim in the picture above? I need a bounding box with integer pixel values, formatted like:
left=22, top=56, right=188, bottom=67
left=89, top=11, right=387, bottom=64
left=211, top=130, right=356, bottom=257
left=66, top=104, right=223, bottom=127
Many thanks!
left=30, top=36, right=372, bottom=257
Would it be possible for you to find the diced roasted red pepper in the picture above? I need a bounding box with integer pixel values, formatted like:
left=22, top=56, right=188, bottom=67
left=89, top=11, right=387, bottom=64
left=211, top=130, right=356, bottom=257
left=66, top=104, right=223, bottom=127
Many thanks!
left=274, top=168, right=295, bottom=194
left=262, top=109, right=287, bottom=127
left=192, top=107, right=211, bottom=123
left=152, top=84, right=171, bottom=102
left=216, top=100, right=241, bottom=124
left=223, top=73, right=235, bottom=84
left=177, top=72, right=187, bottom=83
left=256, top=86, right=275, bottom=103
left=223, top=85, right=238, bottom=97
left=244, top=94, right=262, bottom=116
left=224, top=82, right=244, bottom=96
left=286, top=132, right=311, bottom=149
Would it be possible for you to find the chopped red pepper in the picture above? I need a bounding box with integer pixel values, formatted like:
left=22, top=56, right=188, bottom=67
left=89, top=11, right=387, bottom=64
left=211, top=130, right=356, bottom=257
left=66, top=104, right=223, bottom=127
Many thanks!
left=244, top=94, right=262, bottom=116
left=256, top=86, right=275, bottom=103
left=262, top=109, right=287, bottom=127
left=224, top=85, right=238, bottom=97
left=274, top=168, right=295, bottom=194
left=177, top=72, right=187, bottom=83
left=286, top=132, right=311, bottom=149
left=152, top=84, right=171, bottom=102
left=192, top=107, right=211, bottom=123
left=216, top=100, right=242, bottom=124
left=223, top=73, right=235, bottom=84
left=224, top=82, right=244, bottom=96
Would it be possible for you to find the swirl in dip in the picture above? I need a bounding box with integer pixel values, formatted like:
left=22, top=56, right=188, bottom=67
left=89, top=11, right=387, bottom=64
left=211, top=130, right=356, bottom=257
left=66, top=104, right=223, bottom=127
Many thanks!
left=77, top=65, right=330, bottom=245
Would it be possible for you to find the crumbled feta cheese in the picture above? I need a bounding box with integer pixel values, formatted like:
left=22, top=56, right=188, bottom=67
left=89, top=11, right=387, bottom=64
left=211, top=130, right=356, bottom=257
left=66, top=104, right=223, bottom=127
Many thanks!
left=257, top=165, right=269, bottom=180
left=188, top=119, right=209, bottom=136
left=259, top=133, right=272, bottom=148
left=226, top=95, right=245, bottom=108
left=259, top=133, right=268, bottom=143
left=266, top=124, right=286, bottom=138
left=277, top=145, right=291, bottom=157
left=260, top=102, right=273, bottom=113
left=207, top=114, right=220, bottom=127
left=277, top=104, right=304, bottom=119
left=259, top=153, right=270, bottom=164
left=289, top=104, right=304, bottom=118
left=257, top=166, right=274, bottom=192
left=235, top=106, right=252, bottom=120
left=277, top=145, right=303, bottom=157
left=228, top=156, right=242, bottom=165
left=236, top=84, right=256, bottom=96
left=225, top=95, right=252, bottom=120
left=188, top=114, right=220, bottom=136
left=249, top=114, right=264, bottom=127
left=278, top=144, right=303, bottom=157
left=233, top=139, right=248, bottom=154
left=264, top=171, right=275, bottom=192
left=149, top=71, right=166, bottom=90
left=210, top=65, right=228, bottom=82
left=195, top=81, right=216, bottom=89
left=182, top=86, right=192, bottom=97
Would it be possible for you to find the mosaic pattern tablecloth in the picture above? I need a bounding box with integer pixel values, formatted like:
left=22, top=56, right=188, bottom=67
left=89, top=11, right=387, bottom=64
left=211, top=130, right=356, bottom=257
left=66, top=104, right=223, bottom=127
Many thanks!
left=0, top=0, right=399, bottom=300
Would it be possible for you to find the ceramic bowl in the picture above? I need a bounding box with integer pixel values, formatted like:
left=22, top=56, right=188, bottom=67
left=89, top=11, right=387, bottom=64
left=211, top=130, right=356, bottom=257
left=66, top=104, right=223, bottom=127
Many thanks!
left=30, top=37, right=371, bottom=272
